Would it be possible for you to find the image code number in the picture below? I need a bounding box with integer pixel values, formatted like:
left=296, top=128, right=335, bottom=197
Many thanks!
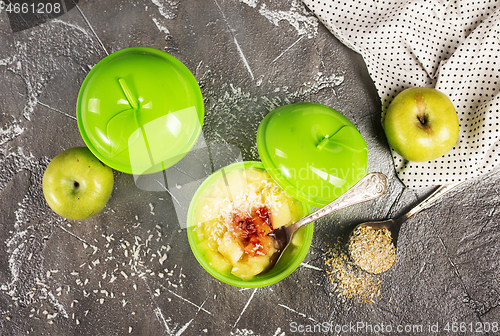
left=2, top=2, right=62, bottom=14
left=443, top=322, right=499, bottom=333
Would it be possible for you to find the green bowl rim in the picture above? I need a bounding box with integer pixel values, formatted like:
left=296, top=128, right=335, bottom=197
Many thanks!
left=186, top=161, right=314, bottom=288
left=76, top=46, right=204, bottom=174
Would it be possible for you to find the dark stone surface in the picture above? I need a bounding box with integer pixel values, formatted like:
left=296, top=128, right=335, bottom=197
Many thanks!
left=0, top=0, right=499, bottom=335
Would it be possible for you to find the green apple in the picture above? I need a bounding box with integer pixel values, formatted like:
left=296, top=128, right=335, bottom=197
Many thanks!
left=43, top=147, right=114, bottom=220
left=384, top=87, right=459, bottom=162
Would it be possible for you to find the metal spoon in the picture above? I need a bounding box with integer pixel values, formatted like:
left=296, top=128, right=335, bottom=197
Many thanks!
left=269, top=172, right=389, bottom=269
left=347, top=179, right=466, bottom=253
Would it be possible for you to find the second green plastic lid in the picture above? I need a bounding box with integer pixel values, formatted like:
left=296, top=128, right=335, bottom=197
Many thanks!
left=256, top=102, right=368, bottom=208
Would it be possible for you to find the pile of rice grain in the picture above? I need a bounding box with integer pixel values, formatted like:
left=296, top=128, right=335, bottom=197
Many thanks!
left=324, top=235, right=381, bottom=303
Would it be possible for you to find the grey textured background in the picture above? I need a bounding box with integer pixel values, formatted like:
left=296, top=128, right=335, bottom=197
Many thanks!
left=0, top=0, right=499, bottom=335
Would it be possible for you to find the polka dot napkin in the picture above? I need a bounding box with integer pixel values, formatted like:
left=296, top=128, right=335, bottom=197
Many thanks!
left=303, top=0, right=500, bottom=188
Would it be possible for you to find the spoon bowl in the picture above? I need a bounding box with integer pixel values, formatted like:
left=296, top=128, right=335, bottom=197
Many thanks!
left=347, top=180, right=467, bottom=273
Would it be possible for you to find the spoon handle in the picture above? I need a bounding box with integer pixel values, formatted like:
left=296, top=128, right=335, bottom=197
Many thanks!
left=290, top=172, right=388, bottom=231
left=404, top=179, right=467, bottom=220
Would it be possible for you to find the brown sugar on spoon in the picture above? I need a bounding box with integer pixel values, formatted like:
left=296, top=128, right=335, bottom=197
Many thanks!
left=348, top=226, right=397, bottom=274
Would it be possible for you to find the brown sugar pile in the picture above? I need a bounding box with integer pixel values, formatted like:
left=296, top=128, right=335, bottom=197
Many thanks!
left=348, top=226, right=397, bottom=274
left=323, top=233, right=382, bottom=303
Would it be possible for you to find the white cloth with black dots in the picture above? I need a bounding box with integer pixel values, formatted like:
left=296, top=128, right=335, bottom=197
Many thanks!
left=303, top=0, right=500, bottom=188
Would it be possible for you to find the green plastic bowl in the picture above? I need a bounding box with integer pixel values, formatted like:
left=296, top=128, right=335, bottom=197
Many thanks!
left=186, top=161, right=314, bottom=288
left=77, top=47, right=204, bottom=175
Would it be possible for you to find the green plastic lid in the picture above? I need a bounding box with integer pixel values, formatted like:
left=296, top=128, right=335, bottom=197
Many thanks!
left=77, top=47, right=204, bottom=175
left=256, top=102, right=368, bottom=208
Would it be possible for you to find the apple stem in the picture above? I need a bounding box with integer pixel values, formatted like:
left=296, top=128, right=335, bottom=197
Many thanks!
left=418, top=114, right=427, bottom=125
left=316, top=135, right=330, bottom=151
left=74, top=181, right=80, bottom=188
left=415, top=94, right=429, bottom=127
left=118, top=78, right=139, bottom=110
